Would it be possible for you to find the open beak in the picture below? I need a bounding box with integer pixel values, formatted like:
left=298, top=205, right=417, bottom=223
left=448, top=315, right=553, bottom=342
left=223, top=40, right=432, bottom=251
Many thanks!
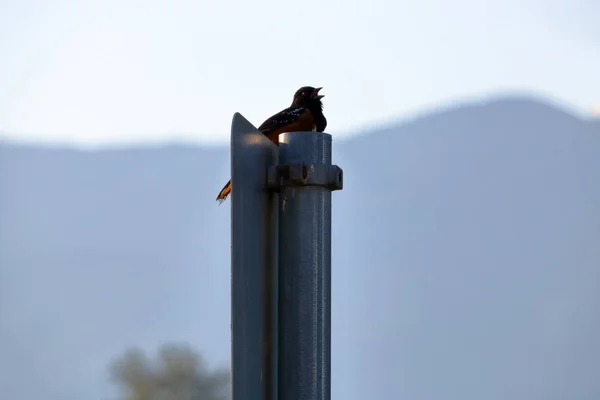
left=312, top=87, right=325, bottom=99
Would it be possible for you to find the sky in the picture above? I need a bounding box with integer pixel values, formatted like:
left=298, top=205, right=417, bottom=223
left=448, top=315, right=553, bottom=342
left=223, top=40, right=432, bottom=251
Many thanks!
left=1, top=0, right=599, bottom=147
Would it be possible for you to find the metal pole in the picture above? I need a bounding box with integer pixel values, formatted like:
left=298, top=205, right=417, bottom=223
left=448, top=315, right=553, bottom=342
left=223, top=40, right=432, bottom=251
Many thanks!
left=273, top=131, right=343, bottom=400
left=230, top=113, right=279, bottom=400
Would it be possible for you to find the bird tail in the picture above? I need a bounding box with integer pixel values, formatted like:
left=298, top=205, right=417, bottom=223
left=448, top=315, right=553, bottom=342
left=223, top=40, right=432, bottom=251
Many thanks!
left=216, top=179, right=232, bottom=204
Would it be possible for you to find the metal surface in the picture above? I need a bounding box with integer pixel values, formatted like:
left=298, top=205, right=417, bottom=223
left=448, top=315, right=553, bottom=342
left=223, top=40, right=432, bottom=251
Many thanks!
left=230, top=113, right=279, bottom=400
left=277, top=131, right=337, bottom=400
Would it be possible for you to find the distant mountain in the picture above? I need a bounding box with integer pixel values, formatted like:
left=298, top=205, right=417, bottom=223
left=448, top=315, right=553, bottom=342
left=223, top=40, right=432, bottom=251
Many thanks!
left=1, top=96, right=599, bottom=400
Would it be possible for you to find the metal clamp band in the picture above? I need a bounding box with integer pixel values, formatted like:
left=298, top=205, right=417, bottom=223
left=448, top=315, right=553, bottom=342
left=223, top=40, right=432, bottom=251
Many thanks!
left=267, top=162, right=343, bottom=191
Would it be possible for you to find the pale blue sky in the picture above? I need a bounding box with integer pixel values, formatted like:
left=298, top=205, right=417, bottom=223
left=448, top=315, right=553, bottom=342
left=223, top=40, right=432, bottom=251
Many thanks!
left=1, top=0, right=598, bottom=146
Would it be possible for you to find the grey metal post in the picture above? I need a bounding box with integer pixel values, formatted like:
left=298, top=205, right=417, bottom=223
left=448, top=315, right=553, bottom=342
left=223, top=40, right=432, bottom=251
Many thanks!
left=230, top=113, right=279, bottom=400
left=269, top=131, right=343, bottom=400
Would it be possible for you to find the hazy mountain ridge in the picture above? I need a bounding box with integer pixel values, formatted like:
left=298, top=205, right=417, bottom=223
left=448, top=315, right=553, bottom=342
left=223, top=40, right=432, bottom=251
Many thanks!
left=1, top=96, right=599, bottom=400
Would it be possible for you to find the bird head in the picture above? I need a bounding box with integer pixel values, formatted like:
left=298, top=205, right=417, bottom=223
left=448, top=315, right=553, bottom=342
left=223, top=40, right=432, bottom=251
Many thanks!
left=294, top=86, right=325, bottom=100
left=293, top=86, right=325, bottom=105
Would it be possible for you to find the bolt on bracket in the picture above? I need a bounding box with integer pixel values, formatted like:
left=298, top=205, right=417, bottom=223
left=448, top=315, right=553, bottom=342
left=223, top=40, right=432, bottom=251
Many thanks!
left=267, top=162, right=344, bottom=191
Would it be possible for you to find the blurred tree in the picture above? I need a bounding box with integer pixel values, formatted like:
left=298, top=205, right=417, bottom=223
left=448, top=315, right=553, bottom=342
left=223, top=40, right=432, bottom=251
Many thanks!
left=110, top=343, right=230, bottom=400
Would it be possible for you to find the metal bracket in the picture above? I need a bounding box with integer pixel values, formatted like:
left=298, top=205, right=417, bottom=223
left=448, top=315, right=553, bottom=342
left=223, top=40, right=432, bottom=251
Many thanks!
left=267, top=162, right=343, bottom=191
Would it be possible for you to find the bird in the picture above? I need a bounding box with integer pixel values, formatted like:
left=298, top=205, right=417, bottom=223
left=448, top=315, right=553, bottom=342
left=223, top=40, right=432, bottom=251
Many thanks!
left=216, top=86, right=327, bottom=204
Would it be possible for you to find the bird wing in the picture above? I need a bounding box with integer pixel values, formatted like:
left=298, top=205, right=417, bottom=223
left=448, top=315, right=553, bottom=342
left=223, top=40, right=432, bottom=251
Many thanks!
left=259, top=107, right=314, bottom=133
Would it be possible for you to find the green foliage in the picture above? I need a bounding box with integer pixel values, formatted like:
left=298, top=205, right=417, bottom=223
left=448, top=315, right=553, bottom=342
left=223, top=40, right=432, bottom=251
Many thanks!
left=110, top=343, right=230, bottom=400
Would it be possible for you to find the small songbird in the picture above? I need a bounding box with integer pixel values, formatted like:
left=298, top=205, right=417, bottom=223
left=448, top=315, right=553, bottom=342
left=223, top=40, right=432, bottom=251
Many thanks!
left=216, top=86, right=327, bottom=204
